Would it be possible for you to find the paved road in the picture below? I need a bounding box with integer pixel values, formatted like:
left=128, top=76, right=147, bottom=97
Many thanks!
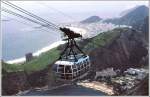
left=21, top=84, right=106, bottom=96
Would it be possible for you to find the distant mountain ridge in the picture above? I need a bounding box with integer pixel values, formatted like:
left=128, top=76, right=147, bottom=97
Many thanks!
left=119, top=6, right=139, bottom=17
left=80, top=16, right=102, bottom=24
left=132, top=16, right=149, bottom=42
left=104, top=5, right=149, bottom=26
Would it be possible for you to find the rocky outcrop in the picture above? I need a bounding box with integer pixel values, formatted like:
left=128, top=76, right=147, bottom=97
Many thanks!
left=129, top=76, right=149, bottom=96
left=89, top=28, right=148, bottom=71
left=26, top=69, right=49, bottom=88
left=2, top=65, right=51, bottom=95
left=2, top=71, right=30, bottom=95
left=132, top=16, right=149, bottom=42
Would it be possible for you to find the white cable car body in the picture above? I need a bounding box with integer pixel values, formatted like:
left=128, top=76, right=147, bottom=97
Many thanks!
left=53, top=54, right=90, bottom=81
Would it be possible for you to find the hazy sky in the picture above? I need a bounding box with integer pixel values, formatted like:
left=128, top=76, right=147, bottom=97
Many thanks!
left=2, top=1, right=149, bottom=23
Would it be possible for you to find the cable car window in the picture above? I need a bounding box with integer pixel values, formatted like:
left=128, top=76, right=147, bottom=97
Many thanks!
left=73, top=68, right=77, bottom=72
left=82, top=61, right=86, bottom=71
left=87, top=65, right=90, bottom=70
left=77, top=63, right=80, bottom=70
left=79, top=62, right=82, bottom=68
left=65, top=66, right=72, bottom=73
left=72, top=65, right=76, bottom=69
left=78, top=63, right=82, bottom=75
left=60, top=74, right=65, bottom=79
left=81, top=69, right=84, bottom=75
left=83, top=61, right=86, bottom=67
left=58, top=65, right=64, bottom=73
left=81, top=62, right=84, bottom=69
left=73, top=72, right=78, bottom=78
left=65, top=74, right=72, bottom=80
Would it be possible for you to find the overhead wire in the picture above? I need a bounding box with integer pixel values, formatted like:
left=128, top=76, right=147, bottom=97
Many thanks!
left=2, top=8, right=47, bottom=27
left=1, top=8, right=61, bottom=36
left=2, top=1, right=59, bottom=30
left=1, top=14, right=53, bottom=33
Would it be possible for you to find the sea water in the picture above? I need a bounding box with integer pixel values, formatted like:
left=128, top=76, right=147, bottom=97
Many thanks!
left=2, top=20, right=62, bottom=61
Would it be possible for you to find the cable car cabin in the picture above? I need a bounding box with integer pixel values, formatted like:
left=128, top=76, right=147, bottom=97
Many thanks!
left=52, top=54, right=90, bottom=82
left=52, top=27, right=91, bottom=82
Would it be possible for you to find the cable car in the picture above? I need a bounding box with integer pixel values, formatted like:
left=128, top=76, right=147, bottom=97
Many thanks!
left=52, top=27, right=91, bottom=82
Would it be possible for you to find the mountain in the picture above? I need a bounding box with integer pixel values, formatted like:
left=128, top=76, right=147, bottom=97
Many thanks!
left=129, top=76, right=149, bottom=96
left=89, top=28, right=148, bottom=71
left=80, top=16, right=102, bottom=24
left=104, top=5, right=149, bottom=26
left=132, top=16, right=149, bottom=42
left=119, top=6, right=139, bottom=17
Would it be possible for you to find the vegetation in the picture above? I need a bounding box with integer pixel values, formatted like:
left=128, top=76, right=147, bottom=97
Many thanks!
left=83, top=28, right=126, bottom=53
left=2, top=62, right=24, bottom=72
left=2, top=48, right=60, bottom=73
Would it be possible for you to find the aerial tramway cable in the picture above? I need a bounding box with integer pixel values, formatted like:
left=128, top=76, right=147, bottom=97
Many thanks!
left=2, top=8, right=61, bottom=37
left=2, top=1, right=58, bottom=26
left=2, top=1, right=59, bottom=30
left=2, top=14, right=54, bottom=33
left=2, top=8, right=46, bottom=27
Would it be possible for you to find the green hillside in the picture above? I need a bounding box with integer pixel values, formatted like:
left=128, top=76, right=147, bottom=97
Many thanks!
left=2, top=48, right=60, bottom=73
left=83, top=28, right=126, bottom=53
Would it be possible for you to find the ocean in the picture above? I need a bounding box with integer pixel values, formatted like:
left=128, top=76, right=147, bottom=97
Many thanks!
left=21, top=84, right=106, bottom=96
left=2, top=20, right=62, bottom=61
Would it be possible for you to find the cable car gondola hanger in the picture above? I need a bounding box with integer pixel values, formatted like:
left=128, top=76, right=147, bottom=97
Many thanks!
left=59, top=27, right=86, bottom=61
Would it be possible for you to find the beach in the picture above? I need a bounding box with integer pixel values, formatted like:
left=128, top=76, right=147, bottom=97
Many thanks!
left=6, top=41, right=66, bottom=64
left=77, top=81, right=114, bottom=95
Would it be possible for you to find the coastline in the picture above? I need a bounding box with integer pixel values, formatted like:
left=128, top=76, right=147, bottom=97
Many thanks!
left=18, top=84, right=106, bottom=96
left=6, top=41, right=66, bottom=64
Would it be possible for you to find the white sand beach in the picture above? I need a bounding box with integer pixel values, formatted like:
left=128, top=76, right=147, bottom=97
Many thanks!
left=6, top=41, right=66, bottom=64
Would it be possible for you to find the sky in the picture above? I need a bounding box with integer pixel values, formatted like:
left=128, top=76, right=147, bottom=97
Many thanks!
left=2, top=1, right=149, bottom=23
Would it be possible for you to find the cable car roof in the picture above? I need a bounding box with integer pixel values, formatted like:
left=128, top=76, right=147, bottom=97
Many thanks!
left=55, top=61, right=74, bottom=65
left=62, top=54, right=86, bottom=61
left=55, top=54, right=89, bottom=65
